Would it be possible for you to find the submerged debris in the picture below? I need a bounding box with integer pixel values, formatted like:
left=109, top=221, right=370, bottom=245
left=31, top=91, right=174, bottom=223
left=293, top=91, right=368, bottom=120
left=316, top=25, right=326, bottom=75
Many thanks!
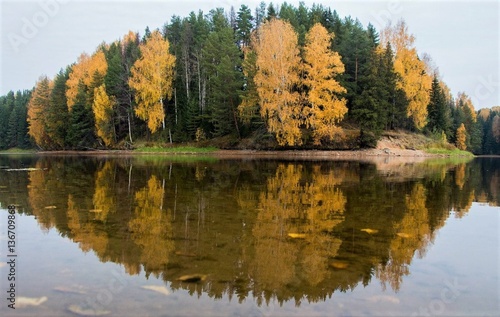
left=141, top=285, right=171, bottom=296
left=329, top=261, right=349, bottom=270
left=5, top=168, right=47, bottom=172
left=396, top=232, right=412, bottom=238
left=360, top=228, right=378, bottom=234
left=89, top=209, right=103, bottom=213
left=176, top=274, right=207, bottom=283
left=17, top=296, right=48, bottom=308
left=288, top=233, right=307, bottom=239
left=67, top=304, right=110, bottom=316
left=44, top=206, right=57, bottom=209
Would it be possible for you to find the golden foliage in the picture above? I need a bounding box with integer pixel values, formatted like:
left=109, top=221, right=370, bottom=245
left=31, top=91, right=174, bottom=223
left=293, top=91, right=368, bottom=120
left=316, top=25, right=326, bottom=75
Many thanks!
left=92, top=161, right=116, bottom=222
left=66, top=51, right=108, bottom=110
left=382, top=20, right=431, bottom=129
left=456, top=92, right=477, bottom=122
left=251, top=164, right=345, bottom=289
left=254, top=19, right=302, bottom=146
left=493, top=115, right=500, bottom=142
left=27, top=76, right=53, bottom=148
left=303, top=23, right=347, bottom=144
left=93, top=84, right=116, bottom=146
left=129, top=30, right=176, bottom=133
left=456, top=123, right=467, bottom=150
left=128, top=175, right=173, bottom=271
left=455, top=163, right=466, bottom=189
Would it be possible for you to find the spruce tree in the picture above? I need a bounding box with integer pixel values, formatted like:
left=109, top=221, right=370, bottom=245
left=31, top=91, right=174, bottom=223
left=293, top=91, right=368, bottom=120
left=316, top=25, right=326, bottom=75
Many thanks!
left=47, top=68, right=70, bottom=149
left=67, top=82, right=96, bottom=149
left=426, top=75, right=451, bottom=138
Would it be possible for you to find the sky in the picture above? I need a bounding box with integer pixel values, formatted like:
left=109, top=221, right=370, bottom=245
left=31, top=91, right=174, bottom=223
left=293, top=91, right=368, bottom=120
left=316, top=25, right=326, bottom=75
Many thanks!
left=0, top=0, right=498, bottom=109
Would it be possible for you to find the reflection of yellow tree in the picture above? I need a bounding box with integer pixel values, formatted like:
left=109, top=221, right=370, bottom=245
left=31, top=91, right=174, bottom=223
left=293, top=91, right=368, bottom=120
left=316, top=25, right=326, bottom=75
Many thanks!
left=27, top=161, right=64, bottom=231
left=252, top=164, right=345, bottom=294
left=455, top=163, right=466, bottom=189
left=67, top=195, right=108, bottom=256
left=92, top=161, right=116, bottom=222
left=129, top=175, right=173, bottom=274
left=300, top=166, right=345, bottom=286
left=377, top=183, right=430, bottom=291
left=252, top=164, right=300, bottom=292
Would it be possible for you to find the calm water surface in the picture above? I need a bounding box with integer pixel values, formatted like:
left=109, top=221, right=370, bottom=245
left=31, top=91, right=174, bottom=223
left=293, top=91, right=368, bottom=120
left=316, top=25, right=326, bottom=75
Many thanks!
left=0, top=155, right=498, bottom=316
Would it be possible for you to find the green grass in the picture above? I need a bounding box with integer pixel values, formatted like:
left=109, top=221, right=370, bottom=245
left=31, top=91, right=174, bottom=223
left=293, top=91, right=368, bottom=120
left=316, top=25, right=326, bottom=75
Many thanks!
left=424, top=148, right=474, bottom=157
left=0, top=148, right=36, bottom=154
left=134, top=145, right=218, bottom=154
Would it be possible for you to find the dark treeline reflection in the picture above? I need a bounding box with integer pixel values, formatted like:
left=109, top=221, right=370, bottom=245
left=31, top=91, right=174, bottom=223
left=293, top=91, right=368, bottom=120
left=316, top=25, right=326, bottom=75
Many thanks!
left=0, top=155, right=499, bottom=305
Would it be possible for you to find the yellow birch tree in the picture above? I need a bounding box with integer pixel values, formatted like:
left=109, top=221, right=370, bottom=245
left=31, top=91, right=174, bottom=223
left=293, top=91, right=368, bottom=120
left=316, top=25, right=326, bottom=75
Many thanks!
left=93, top=84, right=116, bottom=147
left=254, top=19, right=302, bottom=146
left=66, top=51, right=108, bottom=110
left=381, top=20, right=432, bottom=129
left=27, top=76, right=53, bottom=149
left=128, top=30, right=176, bottom=133
left=303, top=23, right=347, bottom=144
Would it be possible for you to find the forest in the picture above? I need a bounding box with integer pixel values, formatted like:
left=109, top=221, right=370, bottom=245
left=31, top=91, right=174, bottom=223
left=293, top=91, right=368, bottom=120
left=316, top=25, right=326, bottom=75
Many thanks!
left=1, top=2, right=499, bottom=153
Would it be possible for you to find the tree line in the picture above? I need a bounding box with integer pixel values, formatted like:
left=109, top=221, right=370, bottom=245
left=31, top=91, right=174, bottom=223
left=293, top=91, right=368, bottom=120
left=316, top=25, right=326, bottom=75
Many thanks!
left=0, top=2, right=499, bottom=153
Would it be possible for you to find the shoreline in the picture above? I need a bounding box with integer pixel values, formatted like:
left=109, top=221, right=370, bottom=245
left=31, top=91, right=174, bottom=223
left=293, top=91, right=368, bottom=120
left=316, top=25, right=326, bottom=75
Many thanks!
left=1, top=148, right=471, bottom=159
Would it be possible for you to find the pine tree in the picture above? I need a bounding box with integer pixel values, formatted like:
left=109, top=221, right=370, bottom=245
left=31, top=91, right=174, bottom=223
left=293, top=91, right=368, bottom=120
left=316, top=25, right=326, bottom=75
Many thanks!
left=352, top=47, right=390, bottom=147
left=203, top=22, right=243, bottom=137
left=426, top=75, right=451, bottom=137
left=47, top=68, right=70, bottom=149
left=0, top=92, right=15, bottom=149
left=238, top=49, right=261, bottom=128
left=236, top=5, right=254, bottom=48
left=67, top=82, right=96, bottom=149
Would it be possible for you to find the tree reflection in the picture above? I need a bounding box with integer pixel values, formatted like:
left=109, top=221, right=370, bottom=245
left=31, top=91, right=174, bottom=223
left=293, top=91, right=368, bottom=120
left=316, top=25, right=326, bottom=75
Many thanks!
left=4, top=155, right=496, bottom=306
left=377, top=183, right=431, bottom=291
left=251, top=164, right=345, bottom=302
left=129, top=175, right=173, bottom=276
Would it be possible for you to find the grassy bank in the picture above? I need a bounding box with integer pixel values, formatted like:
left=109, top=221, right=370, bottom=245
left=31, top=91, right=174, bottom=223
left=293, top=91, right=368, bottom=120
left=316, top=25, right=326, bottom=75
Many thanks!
left=0, top=148, right=37, bottom=154
left=423, top=148, right=474, bottom=157
left=133, top=145, right=218, bottom=154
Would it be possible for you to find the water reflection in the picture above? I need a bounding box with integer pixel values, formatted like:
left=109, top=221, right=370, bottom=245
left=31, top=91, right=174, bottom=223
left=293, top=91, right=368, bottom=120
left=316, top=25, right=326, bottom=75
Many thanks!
left=0, top=155, right=499, bottom=307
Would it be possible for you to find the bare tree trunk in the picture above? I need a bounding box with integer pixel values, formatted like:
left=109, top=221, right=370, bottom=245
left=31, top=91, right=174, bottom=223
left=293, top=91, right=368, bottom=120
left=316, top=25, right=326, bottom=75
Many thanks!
left=174, top=87, right=178, bottom=125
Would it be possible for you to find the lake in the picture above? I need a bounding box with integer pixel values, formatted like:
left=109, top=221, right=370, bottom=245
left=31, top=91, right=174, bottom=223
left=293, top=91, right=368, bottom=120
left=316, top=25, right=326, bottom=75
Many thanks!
left=0, top=154, right=498, bottom=316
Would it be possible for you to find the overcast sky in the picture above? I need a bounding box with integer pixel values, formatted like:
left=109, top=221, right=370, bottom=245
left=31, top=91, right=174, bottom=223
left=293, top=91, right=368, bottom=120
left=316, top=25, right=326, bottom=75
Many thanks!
left=1, top=0, right=498, bottom=108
